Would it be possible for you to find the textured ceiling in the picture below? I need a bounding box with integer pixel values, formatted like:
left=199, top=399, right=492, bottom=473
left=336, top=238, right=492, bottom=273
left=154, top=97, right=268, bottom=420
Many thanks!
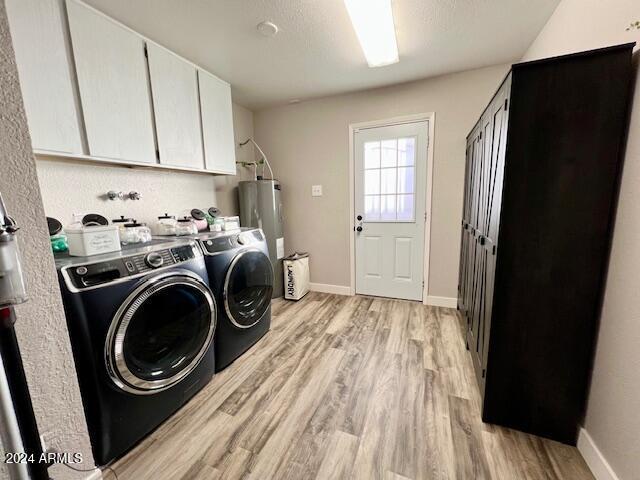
left=82, top=0, right=560, bottom=110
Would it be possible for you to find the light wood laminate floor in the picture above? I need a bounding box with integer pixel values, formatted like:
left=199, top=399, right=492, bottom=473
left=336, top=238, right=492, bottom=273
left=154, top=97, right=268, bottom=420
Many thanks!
left=106, top=293, right=593, bottom=480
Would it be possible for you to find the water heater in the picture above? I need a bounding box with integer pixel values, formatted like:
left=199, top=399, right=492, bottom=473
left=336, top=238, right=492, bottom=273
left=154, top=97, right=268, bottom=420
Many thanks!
left=238, top=180, right=284, bottom=298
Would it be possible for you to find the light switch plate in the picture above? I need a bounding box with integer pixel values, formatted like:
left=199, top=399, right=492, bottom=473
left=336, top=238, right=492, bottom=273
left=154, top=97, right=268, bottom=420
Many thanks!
left=312, top=185, right=323, bottom=197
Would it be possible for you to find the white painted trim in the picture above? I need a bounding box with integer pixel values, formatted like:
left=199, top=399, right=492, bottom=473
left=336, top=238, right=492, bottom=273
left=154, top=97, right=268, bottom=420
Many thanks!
left=34, top=150, right=222, bottom=175
left=425, top=296, right=457, bottom=308
left=309, top=282, right=352, bottom=296
left=348, top=113, right=435, bottom=302
left=348, top=126, right=356, bottom=296
left=577, top=428, right=619, bottom=480
left=422, top=115, right=436, bottom=305
left=350, top=113, right=436, bottom=131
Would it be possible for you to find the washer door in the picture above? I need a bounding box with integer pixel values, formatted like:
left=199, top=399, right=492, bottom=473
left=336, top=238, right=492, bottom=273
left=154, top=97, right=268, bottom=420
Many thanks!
left=106, top=271, right=216, bottom=395
left=224, top=249, right=273, bottom=329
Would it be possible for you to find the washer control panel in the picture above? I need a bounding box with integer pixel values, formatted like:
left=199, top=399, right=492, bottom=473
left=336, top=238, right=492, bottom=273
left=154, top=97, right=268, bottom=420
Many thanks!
left=64, top=242, right=200, bottom=290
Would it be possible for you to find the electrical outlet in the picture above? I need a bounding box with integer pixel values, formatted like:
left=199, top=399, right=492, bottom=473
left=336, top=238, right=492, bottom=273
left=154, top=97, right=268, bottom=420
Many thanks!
left=312, top=185, right=323, bottom=197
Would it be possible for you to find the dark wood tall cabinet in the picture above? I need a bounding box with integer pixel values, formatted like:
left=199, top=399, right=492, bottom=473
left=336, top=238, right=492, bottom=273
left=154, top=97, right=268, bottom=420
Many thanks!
left=457, top=43, right=635, bottom=445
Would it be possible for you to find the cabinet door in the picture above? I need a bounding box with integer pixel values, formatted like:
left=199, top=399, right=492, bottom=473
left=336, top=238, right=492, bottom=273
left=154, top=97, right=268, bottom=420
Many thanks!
left=66, top=0, right=155, bottom=163
left=6, top=0, right=83, bottom=154
left=458, top=136, right=474, bottom=312
left=464, top=129, right=483, bottom=332
left=487, top=76, right=511, bottom=247
left=480, top=79, right=511, bottom=375
left=469, top=109, right=493, bottom=370
left=479, top=113, right=495, bottom=237
left=198, top=70, right=236, bottom=174
left=147, top=43, right=203, bottom=168
left=470, top=78, right=511, bottom=392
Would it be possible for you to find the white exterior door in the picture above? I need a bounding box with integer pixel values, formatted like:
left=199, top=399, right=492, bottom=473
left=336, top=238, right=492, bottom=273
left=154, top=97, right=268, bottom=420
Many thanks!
left=354, top=121, right=429, bottom=301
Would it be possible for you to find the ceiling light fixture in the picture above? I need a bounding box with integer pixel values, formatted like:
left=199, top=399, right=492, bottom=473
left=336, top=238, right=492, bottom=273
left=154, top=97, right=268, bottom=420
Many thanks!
left=343, top=0, right=399, bottom=67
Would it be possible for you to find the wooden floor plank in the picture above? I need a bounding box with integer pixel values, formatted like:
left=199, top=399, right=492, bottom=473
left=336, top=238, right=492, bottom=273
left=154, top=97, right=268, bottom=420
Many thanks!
left=424, top=368, right=457, bottom=479
left=274, top=349, right=364, bottom=479
left=106, top=294, right=593, bottom=480
left=314, top=430, right=360, bottom=480
left=350, top=350, right=403, bottom=480
left=449, top=395, right=491, bottom=479
left=246, top=347, right=345, bottom=479
left=390, top=339, right=424, bottom=480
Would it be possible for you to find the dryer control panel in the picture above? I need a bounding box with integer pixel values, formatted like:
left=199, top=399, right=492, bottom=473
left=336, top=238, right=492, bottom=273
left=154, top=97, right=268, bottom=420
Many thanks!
left=201, top=229, right=264, bottom=255
left=62, top=242, right=201, bottom=291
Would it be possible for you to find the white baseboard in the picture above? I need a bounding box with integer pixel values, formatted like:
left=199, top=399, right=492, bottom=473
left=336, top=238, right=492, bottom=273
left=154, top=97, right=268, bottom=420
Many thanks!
left=85, top=468, right=103, bottom=480
left=307, top=287, right=457, bottom=305
left=424, top=295, right=457, bottom=308
left=577, top=428, right=619, bottom=480
left=309, top=283, right=352, bottom=296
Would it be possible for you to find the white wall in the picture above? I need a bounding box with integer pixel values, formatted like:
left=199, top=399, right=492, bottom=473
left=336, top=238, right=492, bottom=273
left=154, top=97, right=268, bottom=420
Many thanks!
left=36, top=102, right=254, bottom=225
left=0, top=2, right=95, bottom=478
left=522, top=2, right=640, bottom=479
left=254, top=64, right=509, bottom=298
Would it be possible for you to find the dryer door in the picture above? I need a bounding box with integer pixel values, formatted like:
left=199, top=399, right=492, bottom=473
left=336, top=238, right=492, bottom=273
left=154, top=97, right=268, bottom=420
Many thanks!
left=224, top=249, right=273, bottom=329
left=106, top=271, right=216, bottom=395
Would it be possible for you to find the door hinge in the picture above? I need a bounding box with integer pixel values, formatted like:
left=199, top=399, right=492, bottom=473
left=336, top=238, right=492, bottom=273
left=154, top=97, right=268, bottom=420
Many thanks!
left=155, top=148, right=160, bottom=160
left=504, top=98, right=509, bottom=110
left=144, top=44, right=148, bottom=58
left=492, top=245, right=497, bottom=255
left=424, top=212, right=427, bottom=221
left=482, top=368, right=486, bottom=378
left=479, top=131, right=482, bottom=140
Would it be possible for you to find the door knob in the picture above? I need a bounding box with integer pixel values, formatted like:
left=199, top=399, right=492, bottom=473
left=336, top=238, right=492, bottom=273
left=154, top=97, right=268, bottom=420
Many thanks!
left=357, top=215, right=362, bottom=221
left=356, top=226, right=363, bottom=232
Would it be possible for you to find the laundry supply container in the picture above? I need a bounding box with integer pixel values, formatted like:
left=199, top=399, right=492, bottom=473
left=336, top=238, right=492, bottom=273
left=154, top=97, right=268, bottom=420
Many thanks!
left=66, top=223, right=120, bottom=257
left=283, top=252, right=309, bottom=301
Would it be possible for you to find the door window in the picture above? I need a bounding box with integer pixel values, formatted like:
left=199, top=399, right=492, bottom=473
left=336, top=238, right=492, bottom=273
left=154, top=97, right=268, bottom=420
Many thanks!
left=225, top=250, right=273, bottom=328
left=123, top=284, right=212, bottom=381
left=363, top=137, right=416, bottom=221
left=107, top=275, right=216, bottom=394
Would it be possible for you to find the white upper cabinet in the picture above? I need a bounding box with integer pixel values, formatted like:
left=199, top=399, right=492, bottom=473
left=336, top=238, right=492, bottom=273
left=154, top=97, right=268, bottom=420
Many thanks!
left=147, top=43, right=204, bottom=169
left=198, top=70, right=236, bottom=174
left=6, top=0, right=83, bottom=154
left=7, top=0, right=237, bottom=174
left=66, top=0, right=156, bottom=163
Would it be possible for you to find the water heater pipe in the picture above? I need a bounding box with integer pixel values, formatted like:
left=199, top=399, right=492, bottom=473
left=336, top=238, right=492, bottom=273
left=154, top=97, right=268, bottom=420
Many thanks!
left=239, top=138, right=274, bottom=180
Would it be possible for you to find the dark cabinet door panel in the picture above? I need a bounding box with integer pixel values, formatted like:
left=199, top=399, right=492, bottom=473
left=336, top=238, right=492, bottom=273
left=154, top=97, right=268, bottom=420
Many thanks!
left=457, top=43, right=634, bottom=445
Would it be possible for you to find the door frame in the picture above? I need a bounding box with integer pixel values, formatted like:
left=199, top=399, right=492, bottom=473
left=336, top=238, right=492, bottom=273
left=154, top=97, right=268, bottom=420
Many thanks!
left=348, top=112, right=435, bottom=304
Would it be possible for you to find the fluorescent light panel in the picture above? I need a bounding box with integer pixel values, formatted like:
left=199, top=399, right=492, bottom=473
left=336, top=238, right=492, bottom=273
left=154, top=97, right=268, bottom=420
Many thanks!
left=344, top=0, right=399, bottom=67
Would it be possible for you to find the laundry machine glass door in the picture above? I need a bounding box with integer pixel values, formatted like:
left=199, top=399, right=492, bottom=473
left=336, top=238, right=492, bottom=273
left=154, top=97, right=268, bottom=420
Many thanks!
left=107, top=273, right=216, bottom=394
left=224, top=250, right=273, bottom=329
